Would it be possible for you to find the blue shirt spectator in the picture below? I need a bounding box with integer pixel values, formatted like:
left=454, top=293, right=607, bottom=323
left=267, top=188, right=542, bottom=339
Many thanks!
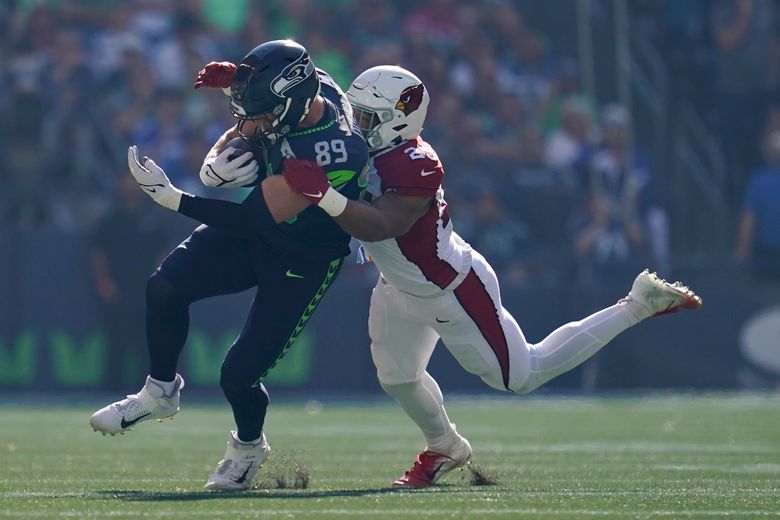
left=736, top=130, right=780, bottom=281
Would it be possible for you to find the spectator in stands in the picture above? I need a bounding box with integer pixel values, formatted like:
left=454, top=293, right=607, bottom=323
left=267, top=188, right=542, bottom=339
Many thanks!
left=43, top=29, right=101, bottom=186
left=403, top=0, right=459, bottom=49
left=710, top=0, right=779, bottom=200
left=130, top=88, right=191, bottom=185
left=543, top=96, right=595, bottom=172
left=481, top=91, right=544, bottom=170
left=735, top=130, right=780, bottom=282
left=537, top=58, right=597, bottom=136
left=458, top=190, right=532, bottom=288
left=350, top=0, right=399, bottom=51
left=572, top=105, right=652, bottom=284
left=571, top=191, right=645, bottom=286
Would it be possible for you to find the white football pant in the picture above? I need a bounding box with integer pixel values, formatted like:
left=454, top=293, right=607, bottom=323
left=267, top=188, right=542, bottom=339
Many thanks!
left=370, top=251, right=641, bottom=447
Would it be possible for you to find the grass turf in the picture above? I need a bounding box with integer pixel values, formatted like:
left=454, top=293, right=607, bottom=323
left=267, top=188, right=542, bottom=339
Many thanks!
left=0, top=393, right=779, bottom=519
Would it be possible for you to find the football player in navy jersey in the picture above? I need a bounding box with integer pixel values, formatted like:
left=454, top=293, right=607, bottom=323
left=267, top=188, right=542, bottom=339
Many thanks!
left=281, top=66, right=703, bottom=487
left=90, top=40, right=368, bottom=491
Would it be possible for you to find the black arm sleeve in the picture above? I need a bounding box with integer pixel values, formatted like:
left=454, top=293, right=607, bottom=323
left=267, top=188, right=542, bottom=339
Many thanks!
left=177, top=188, right=277, bottom=238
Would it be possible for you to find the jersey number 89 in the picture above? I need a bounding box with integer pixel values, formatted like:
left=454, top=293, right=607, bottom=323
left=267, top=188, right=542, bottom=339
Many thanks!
left=314, top=139, right=347, bottom=166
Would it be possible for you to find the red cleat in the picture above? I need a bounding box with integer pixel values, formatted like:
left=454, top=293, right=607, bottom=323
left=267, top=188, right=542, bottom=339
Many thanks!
left=393, top=437, right=472, bottom=488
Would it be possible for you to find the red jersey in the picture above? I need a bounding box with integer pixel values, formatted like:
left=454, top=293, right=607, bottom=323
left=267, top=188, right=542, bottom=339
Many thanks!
left=361, top=136, right=472, bottom=297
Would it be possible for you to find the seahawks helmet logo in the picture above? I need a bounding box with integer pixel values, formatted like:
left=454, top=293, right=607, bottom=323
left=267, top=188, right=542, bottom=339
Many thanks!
left=271, top=53, right=315, bottom=96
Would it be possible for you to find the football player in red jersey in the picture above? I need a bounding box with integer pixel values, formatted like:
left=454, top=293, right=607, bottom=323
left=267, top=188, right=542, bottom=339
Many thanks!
left=197, top=63, right=702, bottom=488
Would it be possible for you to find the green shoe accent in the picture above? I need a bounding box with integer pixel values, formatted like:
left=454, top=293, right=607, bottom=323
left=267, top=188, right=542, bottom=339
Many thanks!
left=285, top=269, right=305, bottom=279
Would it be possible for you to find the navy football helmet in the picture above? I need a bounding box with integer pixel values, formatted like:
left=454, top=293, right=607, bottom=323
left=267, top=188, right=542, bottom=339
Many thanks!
left=230, top=40, right=320, bottom=144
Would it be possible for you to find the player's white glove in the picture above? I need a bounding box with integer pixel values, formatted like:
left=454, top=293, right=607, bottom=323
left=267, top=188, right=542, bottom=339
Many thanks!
left=127, top=145, right=185, bottom=211
left=199, top=147, right=259, bottom=188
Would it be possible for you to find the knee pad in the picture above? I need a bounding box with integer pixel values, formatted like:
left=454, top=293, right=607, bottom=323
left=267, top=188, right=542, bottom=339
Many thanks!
left=146, top=272, right=187, bottom=310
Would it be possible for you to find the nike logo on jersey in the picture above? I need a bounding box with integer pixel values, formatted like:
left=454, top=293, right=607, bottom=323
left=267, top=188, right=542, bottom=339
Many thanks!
left=285, top=269, right=304, bottom=279
left=120, top=412, right=151, bottom=429
left=420, top=169, right=436, bottom=176
left=435, top=317, right=450, bottom=323
left=302, top=190, right=323, bottom=199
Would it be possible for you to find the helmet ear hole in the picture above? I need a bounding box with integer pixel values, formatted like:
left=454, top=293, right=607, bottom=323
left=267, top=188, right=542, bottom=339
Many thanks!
left=392, top=124, right=408, bottom=132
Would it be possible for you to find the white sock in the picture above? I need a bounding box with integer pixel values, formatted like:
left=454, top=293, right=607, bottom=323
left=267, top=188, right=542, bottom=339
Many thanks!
left=381, top=372, right=456, bottom=449
left=148, top=375, right=177, bottom=395
left=521, top=304, right=639, bottom=392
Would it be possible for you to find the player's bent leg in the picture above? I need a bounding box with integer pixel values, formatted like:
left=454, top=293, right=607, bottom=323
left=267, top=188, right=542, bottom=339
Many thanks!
left=369, top=280, right=471, bottom=487
left=435, top=255, right=534, bottom=392
left=147, top=226, right=259, bottom=381
left=204, top=431, right=271, bottom=491
left=145, top=272, right=191, bottom=382
left=516, top=270, right=703, bottom=393
left=90, top=374, right=185, bottom=435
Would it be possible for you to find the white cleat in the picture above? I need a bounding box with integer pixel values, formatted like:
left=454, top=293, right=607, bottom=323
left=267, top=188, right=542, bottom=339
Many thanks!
left=621, top=269, right=703, bottom=320
left=90, top=374, right=185, bottom=435
left=204, top=431, right=271, bottom=491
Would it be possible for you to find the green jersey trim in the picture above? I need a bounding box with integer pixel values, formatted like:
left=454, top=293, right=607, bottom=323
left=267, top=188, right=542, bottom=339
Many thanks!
left=326, top=169, right=357, bottom=188
left=251, top=258, right=343, bottom=385
left=287, top=119, right=336, bottom=137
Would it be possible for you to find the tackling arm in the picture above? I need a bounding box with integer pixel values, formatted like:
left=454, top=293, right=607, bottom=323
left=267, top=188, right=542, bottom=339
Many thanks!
left=333, top=192, right=430, bottom=242
left=282, top=158, right=429, bottom=242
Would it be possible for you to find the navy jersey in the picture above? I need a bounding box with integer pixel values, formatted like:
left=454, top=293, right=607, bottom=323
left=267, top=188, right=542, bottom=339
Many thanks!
left=258, top=70, right=368, bottom=260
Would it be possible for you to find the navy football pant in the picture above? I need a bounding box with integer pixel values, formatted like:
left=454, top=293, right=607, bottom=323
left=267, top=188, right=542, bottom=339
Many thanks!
left=147, top=225, right=342, bottom=441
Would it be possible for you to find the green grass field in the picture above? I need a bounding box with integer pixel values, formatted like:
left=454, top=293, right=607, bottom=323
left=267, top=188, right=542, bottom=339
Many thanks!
left=1, top=394, right=779, bottom=519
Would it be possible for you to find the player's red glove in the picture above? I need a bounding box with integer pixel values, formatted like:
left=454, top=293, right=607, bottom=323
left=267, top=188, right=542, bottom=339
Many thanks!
left=283, top=158, right=348, bottom=217
left=194, top=61, right=236, bottom=90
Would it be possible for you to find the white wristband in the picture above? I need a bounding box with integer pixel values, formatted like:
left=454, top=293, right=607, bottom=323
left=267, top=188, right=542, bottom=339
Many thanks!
left=318, top=187, right=348, bottom=217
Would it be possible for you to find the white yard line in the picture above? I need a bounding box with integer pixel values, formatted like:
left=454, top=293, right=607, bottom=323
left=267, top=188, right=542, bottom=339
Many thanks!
left=2, top=508, right=780, bottom=517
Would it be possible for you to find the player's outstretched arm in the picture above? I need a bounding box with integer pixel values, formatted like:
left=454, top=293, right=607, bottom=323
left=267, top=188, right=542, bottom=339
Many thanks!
left=283, top=158, right=429, bottom=242
left=128, top=145, right=307, bottom=234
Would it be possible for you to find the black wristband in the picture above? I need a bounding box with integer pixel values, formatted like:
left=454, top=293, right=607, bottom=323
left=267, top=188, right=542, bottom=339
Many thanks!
left=178, top=189, right=277, bottom=237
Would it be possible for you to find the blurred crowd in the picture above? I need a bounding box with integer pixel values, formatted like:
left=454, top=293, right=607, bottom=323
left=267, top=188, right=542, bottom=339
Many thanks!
left=1, top=0, right=778, bottom=291
left=636, top=0, right=780, bottom=281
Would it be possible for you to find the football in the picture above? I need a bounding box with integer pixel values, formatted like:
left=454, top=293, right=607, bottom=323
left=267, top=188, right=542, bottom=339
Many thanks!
left=226, top=136, right=262, bottom=163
